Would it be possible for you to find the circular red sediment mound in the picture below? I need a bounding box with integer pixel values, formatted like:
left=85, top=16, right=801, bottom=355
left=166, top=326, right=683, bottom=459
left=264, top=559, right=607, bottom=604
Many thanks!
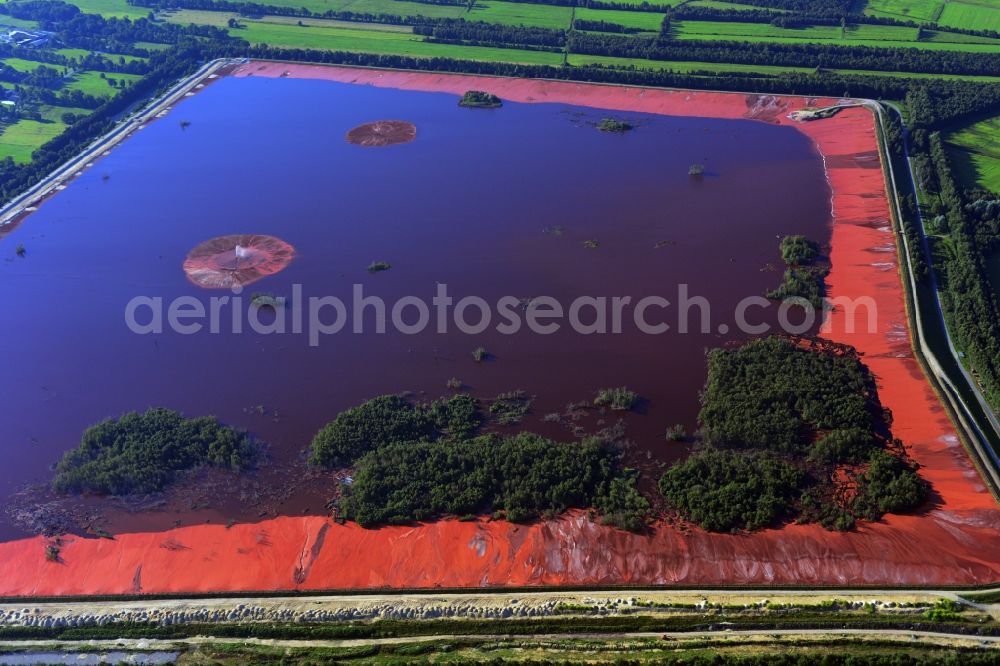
left=183, top=234, right=295, bottom=289
left=346, top=120, right=416, bottom=147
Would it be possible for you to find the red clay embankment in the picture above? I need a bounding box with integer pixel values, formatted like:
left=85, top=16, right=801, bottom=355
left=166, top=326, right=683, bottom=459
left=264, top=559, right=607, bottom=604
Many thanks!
left=2, top=65, right=998, bottom=595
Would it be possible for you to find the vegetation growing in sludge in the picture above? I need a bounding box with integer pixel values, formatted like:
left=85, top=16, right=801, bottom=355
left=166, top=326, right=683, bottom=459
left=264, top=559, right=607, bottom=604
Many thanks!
left=339, top=433, right=648, bottom=529
left=660, top=336, right=928, bottom=533
left=458, top=90, right=502, bottom=108
left=767, top=235, right=828, bottom=309
left=593, top=386, right=639, bottom=411
left=308, top=392, right=648, bottom=530
left=301, top=336, right=927, bottom=534
left=52, top=408, right=258, bottom=496
left=597, top=117, right=633, bottom=133
left=44, top=340, right=929, bottom=534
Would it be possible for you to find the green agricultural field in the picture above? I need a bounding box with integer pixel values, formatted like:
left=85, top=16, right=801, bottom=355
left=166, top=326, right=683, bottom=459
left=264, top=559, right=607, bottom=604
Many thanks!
left=65, top=0, right=151, bottom=19
left=64, top=70, right=142, bottom=97
left=237, top=0, right=467, bottom=19
left=165, top=0, right=573, bottom=28
left=686, top=0, right=788, bottom=9
left=865, top=0, right=1000, bottom=32
left=575, top=7, right=666, bottom=31
left=468, top=1, right=573, bottom=29
left=0, top=14, right=39, bottom=29
left=567, top=52, right=818, bottom=75
left=35, top=104, right=92, bottom=123
left=0, top=118, right=66, bottom=163
left=1, top=57, right=57, bottom=73
left=672, top=19, right=1000, bottom=52
left=938, top=0, right=1000, bottom=32
left=54, top=47, right=148, bottom=64
left=170, top=0, right=573, bottom=27
left=865, top=0, right=944, bottom=22
left=165, top=12, right=565, bottom=64
left=589, top=0, right=678, bottom=6
left=567, top=52, right=1000, bottom=82
left=53, top=47, right=93, bottom=59
left=946, top=115, right=1000, bottom=194
left=133, top=41, right=173, bottom=51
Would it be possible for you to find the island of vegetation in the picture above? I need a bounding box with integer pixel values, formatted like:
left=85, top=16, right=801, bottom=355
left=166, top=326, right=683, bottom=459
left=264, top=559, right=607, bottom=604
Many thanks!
left=458, top=90, right=502, bottom=108
left=659, top=336, right=928, bottom=532
left=306, top=336, right=926, bottom=535
left=52, top=408, right=258, bottom=496
left=766, top=235, right=828, bottom=309
left=597, top=118, right=633, bottom=133
left=309, top=394, right=649, bottom=531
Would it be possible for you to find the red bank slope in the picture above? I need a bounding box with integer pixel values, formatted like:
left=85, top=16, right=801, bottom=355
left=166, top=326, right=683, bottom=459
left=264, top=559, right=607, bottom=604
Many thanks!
left=2, top=65, right=998, bottom=595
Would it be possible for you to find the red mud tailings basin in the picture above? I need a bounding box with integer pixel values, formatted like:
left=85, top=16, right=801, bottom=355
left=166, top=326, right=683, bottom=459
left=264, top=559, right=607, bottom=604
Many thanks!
left=3, top=66, right=1000, bottom=595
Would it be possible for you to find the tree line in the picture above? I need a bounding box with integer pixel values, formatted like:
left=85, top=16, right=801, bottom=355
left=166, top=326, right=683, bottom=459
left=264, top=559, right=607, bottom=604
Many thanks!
left=918, top=129, right=1000, bottom=407
left=414, top=21, right=568, bottom=48
left=567, top=32, right=1000, bottom=78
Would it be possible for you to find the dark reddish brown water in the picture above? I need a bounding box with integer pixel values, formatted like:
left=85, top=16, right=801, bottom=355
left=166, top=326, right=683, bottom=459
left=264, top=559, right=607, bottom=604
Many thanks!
left=0, top=77, right=831, bottom=539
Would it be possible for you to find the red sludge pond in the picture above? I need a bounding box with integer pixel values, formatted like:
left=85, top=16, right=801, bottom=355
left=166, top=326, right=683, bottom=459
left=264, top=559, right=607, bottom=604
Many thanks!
left=0, top=64, right=998, bottom=593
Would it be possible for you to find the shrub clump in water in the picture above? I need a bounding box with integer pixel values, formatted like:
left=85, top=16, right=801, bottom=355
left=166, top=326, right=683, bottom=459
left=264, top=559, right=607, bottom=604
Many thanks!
left=594, top=387, right=638, bottom=411
left=459, top=90, right=502, bottom=108
left=53, top=408, right=258, bottom=496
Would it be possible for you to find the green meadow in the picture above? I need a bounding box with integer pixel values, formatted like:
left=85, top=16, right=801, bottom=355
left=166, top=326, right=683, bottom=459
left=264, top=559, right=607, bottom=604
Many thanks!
left=947, top=115, right=1000, bottom=194
left=938, top=0, right=1000, bottom=32
left=0, top=118, right=66, bottom=163
left=170, top=12, right=566, bottom=64
left=575, top=7, right=666, bottom=31
left=64, top=70, right=143, bottom=97
left=672, top=20, right=1000, bottom=52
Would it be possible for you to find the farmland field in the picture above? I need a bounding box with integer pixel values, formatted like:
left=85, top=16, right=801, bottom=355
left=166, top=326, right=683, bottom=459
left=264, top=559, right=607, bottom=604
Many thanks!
left=947, top=115, right=1000, bottom=194
left=64, top=70, right=142, bottom=96
left=575, top=7, right=666, bottom=31
left=938, top=0, right=1000, bottom=32
left=54, top=47, right=148, bottom=64
left=35, top=103, right=91, bottom=122
left=567, top=52, right=1000, bottom=82
left=1, top=57, right=53, bottom=73
left=163, top=0, right=574, bottom=26
left=0, top=118, right=66, bottom=163
left=164, top=12, right=566, bottom=64
left=687, top=0, right=788, bottom=9
left=66, top=0, right=150, bottom=19
left=589, top=0, right=678, bottom=6
left=673, top=20, right=1000, bottom=51
left=864, top=0, right=944, bottom=22
left=468, top=1, right=573, bottom=30
left=865, top=0, right=1000, bottom=32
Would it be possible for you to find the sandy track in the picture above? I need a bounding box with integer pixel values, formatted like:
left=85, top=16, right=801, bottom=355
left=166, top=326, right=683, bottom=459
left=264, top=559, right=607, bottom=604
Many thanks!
left=2, top=588, right=998, bottom=630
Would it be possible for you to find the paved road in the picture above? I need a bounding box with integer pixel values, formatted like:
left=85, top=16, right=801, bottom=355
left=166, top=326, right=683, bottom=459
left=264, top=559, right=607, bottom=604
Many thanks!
left=867, top=99, right=1000, bottom=492
left=0, top=58, right=240, bottom=229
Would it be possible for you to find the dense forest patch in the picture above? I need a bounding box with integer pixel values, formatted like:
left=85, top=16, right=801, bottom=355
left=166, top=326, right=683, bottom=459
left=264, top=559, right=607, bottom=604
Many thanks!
left=340, top=433, right=648, bottom=528
left=315, top=338, right=926, bottom=533
left=309, top=394, right=480, bottom=467
left=660, top=336, right=928, bottom=532
left=311, top=394, right=647, bottom=530
left=52, top=408, right=257, bottom=495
